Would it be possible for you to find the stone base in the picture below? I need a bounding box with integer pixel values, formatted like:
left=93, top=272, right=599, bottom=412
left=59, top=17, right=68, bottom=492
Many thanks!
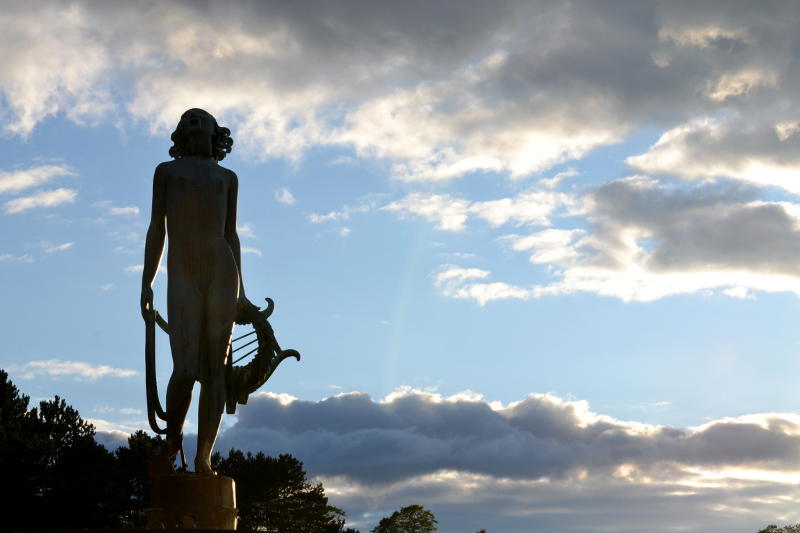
left=146, top=473, right=238, bottom=530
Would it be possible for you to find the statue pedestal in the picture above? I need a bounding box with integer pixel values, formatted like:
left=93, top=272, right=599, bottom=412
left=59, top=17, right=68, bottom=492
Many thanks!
left=146, top=472, right=237, bottom=530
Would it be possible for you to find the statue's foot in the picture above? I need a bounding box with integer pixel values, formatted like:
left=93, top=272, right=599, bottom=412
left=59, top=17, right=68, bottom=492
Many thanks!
left=194, top=459, right=216, bottom=475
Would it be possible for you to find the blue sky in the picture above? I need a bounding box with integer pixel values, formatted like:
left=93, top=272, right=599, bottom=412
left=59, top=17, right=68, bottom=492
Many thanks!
left=4, top=2, right=800, bottom=531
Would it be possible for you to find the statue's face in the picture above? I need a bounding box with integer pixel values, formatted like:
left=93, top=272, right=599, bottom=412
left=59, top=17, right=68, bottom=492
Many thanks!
left=178, top=108, right=215, bottom=137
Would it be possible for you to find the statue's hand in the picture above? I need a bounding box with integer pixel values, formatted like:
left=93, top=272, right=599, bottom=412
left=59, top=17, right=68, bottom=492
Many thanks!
left=235, top=295, right=259, bottom=325
left=141, top=285, right=154, bottom=322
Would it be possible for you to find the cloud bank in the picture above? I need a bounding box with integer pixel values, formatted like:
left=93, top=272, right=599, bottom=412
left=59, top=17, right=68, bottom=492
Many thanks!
left=207, top=388, right=800, bottom=532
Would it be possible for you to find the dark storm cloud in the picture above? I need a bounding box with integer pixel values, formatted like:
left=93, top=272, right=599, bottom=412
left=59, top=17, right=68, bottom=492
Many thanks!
left=215, top=390, right=800, bottom=485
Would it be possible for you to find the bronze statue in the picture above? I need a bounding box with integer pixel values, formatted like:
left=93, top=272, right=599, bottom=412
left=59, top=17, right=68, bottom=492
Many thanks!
left=140, top=109, right=298, bottom=476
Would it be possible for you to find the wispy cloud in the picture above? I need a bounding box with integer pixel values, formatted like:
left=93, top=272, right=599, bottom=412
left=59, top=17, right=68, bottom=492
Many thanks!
left=0, top=164, right=75, bottom=194
left=241, top=247, right=263, bottom=257
left=237, top=223, right=256, bottom=239
left=383, top=191, right=571, bottom=232
left=93, top=405, right=143, bottom=415
left=0, top=253, right=34, bottom=263
left=275, top=187, right=296, bottom=205
left=9, top=359, right=138, bottom=381
left=308, top=198, right=380, bottom=224
left=125, top=264, right=166, bottom=274
left=92, top=200, right=139, bottom=216
left=3, top=188, right=77, bottom=213
left=42, top=242, right=74, bottom=253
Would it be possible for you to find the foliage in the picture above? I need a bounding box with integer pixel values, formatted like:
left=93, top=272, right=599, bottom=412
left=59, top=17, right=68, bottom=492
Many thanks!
left=214, top=449, right=346, bottom=532
left=371, top=504, right=438, bottom=533
left=757, top=526, right=800, bottom=533
left=1, top=369, right=356, bottom=531
left=0, top=370, right=126, bottom=529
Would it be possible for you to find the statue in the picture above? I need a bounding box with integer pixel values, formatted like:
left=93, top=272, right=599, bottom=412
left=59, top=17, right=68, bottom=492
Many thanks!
left=140, top=109, right=298, bottom=480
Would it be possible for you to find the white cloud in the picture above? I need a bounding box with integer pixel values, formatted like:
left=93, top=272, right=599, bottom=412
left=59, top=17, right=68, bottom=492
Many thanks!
left=0, top=253, right=34, bottom=263
left=539, top=168, right=579, bottom=189
left=627, top=116, right=800, bottom=193
left=109, top=206, right=139, bottom=216
left=100, top=282, right=114, bottom=291
left=3, top=187, right=77, bottom=213
left=0, top=164, right=75, bottom=194
left=9, top=359, right=138, bottom=381
left=435, top=265, right=545, bottom=306
left=93, top=405, right=143, bottom=415
left=42, top=242, right=74, bottom=253
left=93, top=200, right=140, bottom=216
left=241, top=246, right=262, bottom=257
left=308, top=198, right=379, bottom=224
left=0, top=3, right=114, bottom=135
left=384, top=194, right=470, bottom=231
left=339, top=227, right=351, bottom=237
left=237, top=223, right=256, bottom=239
left=275, top=187, right=296, bottom=205
left=384, top=191, right=570, bottom=232
left=125, top=264, right=166, bottom=274
left=434, top=265, right=490, bottom=287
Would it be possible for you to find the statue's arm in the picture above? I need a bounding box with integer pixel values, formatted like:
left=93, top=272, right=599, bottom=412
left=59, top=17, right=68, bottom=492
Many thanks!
left=140, top=164, right=167, bottom=319
left=224, top=171, right=248, bottom=302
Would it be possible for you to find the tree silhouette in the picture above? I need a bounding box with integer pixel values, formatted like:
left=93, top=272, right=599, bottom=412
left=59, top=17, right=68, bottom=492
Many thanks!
left=0, top=371, right=125, bottom=529
left=214, top=448, right=346, bottom=532
left=757, top=526, right=800, bottom=533
left=1, top=370, right=357, bottom=531
left=371, top=504, right=438, bottom=533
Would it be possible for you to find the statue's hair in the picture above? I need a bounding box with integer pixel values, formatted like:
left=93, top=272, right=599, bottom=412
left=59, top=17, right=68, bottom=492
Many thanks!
left=169, top=109, right=234, bottom=161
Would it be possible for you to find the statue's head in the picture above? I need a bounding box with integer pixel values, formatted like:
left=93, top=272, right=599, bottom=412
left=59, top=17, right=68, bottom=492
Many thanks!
left=169, top=108, right=233, bottom=161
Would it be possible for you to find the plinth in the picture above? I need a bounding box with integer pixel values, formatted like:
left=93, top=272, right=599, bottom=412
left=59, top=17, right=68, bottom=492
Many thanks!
left=146, top=473, right=238, bottom=530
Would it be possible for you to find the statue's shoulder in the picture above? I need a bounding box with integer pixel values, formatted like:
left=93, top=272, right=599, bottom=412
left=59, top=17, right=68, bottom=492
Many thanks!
left=154, top=160, right=178, bottom=177
left=217, top=164, right=238, bottom=182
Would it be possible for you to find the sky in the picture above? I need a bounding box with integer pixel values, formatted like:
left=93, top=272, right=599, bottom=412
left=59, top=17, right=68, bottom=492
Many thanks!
left=3, top=1, right=800, bottom=531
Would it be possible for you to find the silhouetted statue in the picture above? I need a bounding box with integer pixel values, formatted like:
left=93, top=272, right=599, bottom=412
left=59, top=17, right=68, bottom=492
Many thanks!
left=140, top=109, right=298, bottom=478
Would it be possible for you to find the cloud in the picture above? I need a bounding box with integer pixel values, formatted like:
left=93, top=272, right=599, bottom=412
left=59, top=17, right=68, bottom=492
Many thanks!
left=383, top=194, right=471, bottom=231
left=8, top=1, right=800, bottom=182
left=3, top=188, right=77, bottom=213
left=241, top=246, right=262, bottom=257
left=42, top=242, right=74, bottom=253
left=433, top=178, right=800, bottom=304
left=0, top=3, right=114, bottom=135
left=275, top=187, right=296, bottom=205
left=383, top=190, right=570, bottom=232
left=125, top=264, right=166, bottom=274
left=110, top=206, right=139, bottom=216
left=215, top=388, right=800, bottom=532
left=0, top=253, right=34, bottom=263
left=0, top=164, right=75, bottom=194
left=92, top=200, right=140, bottom=216
left=8, top=359, right=138, bottom=381
left=308, top=198, right=379, bottom=224
left=93, top=405, right=143, bottom=416
left=627, top=116, right=800, bottom=193
left=237, top=223, right=256, bottom=239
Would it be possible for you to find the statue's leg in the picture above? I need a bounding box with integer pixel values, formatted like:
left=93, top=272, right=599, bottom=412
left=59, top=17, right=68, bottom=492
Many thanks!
left=165, top=277, right=202, bottom=462
left=195, top=257, right=238, bottom=474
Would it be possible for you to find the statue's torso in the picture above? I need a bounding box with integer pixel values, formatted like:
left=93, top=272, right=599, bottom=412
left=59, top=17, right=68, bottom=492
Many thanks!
left=160, top=158, right=236, bottom=283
